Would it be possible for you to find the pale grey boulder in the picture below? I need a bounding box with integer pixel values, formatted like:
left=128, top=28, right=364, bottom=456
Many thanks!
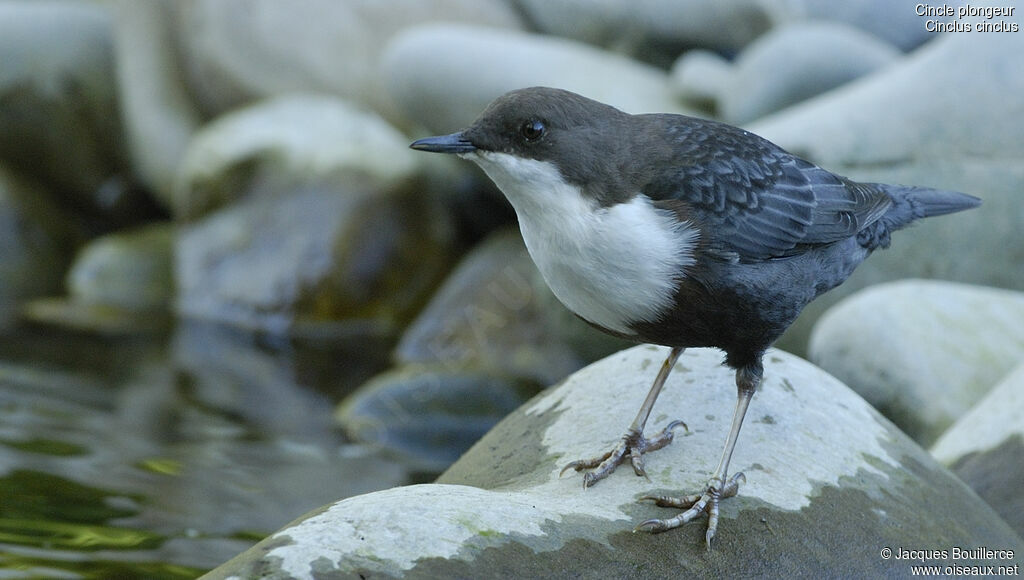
left=932, top=362, right=1024, bottom=537
left=809, top=280, right=1024, bottom=446
left=112, top=0, right=203, bottom=209
left=383, top=24, right=687, bottom=134
left=516, top=0, right=772, bottom=53
left=749, top=33, right=1024, bottom=169
left=717, top=22, right=900, bottom=124
left=174, top=94, right=419, bottom=220
left=515, top=0, right=939, bottom=58
left=749, top=32, right=1024, bottom=354
left=669, top=49, right=731, bottom=111
left=202, top=346, right=1023, bottom=578
left=174, top=0, right=522, bottom=125
left=781, top=0, right=945, bottom=51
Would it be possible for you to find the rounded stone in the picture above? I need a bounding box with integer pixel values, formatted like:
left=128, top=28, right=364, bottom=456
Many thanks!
left=932, top=362, right=1024, bottom=537
left=719, top=22, right=899, bottom=124
left=383, top=24, right=686, bottom=134
left=175, top=186, right=456, bottom=336
left=66, top=223, right=174, bottom=311
left=785, top=0, right=950, bottom=51
left=516, top=0, right=772, bottom=53
left=112, top=0, right=202, bottom=208
left=202, top=346, right=1023, bottom=578
left=174, top=0, right=522, bottom=124
left=809, top=280, right=1024, bottom=445
left=751, top=33, right=1024, bottom=355
left=174, top=94, right=419, bottom=219
left=336, top=365, right=538, bottom=473
left=396, top=229, right=628, bottom=386
left=749, top=33, right=1024, bottom=172
left=669, top=49, right=732, bottom=110
left=19, top=223, right=175, bottom=335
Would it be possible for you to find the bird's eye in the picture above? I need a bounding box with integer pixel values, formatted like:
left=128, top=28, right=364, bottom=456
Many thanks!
left=520, top=120, right=546, bottom=142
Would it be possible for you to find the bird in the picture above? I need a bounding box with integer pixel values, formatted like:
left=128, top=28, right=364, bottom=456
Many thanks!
left=409, top=86, right=981, bottom=547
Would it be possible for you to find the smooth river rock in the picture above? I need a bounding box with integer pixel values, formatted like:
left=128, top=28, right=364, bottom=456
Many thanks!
left=174, top=94, right=419, bottom=220
left=202, top=346, right=1023, bottom=578
left=752, top=32, right=1024, bottom=355
left=932, top=361, right=1024, bottom=538
left=716, top=22, right=899, bottom=124
left=809, top=280, right=1024, bottom=446
left=174, top=0, right=522, bottom=125
left=21, top=222, right=174, bottom=335
left=175, top=186, right=456, bottom=336
left=395, top=229, right=628, bottom=385
left=383, top=24, right=686, bottom=135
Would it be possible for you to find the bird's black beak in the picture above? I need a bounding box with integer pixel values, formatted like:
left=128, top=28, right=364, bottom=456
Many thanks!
left=410, top=132, right=476, bottom=154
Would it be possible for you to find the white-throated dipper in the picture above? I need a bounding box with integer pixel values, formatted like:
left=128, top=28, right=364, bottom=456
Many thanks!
left=410, top=87, right=981, bottom=547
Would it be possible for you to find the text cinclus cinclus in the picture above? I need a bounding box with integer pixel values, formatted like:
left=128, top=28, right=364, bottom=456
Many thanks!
left=410, top=86, right=981, bottom=547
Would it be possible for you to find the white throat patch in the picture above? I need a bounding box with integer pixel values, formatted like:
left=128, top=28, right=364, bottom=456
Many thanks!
left=467, top=151, right=699, bottom=335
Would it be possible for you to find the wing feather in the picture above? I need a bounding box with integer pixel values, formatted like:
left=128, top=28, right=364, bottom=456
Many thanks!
left=639, top=115, right=892, bottom=261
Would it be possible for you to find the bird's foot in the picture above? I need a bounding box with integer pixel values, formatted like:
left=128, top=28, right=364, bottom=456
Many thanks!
left=635, top=472, right=746, bottom=549
left=560, top=420, right=687, bottom=488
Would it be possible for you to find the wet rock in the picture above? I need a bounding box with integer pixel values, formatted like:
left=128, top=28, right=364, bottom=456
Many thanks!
left=809, top=280, right=1024, bottom=446
left=717, top=22, right=899, bottom=124
left=67, top=223, right=174, bottom=311
left=336, top=365, right=538, bottom=473
left=0, top=165, right=80, bottom=328
left=21, top=223, right=175, bottom=335
left=750, top=32, right=1024, bottom=355
left=345, top=230, right=628, bottom=472
left=932, top=362, right=1024, bottom=537
left=202, top=346, right=1024, bottom=578
left=174, top=94, right=419, bottom=220
left=0, top=1, right=131, bottom=211
left=175, top=185, right=456, bottom=337
left=174, top=0, right=522, bottom=125
left=383, top=24, right=687, bottom=134
left=112, top=0, right=202, bottom=208
left=172, top=320, right=391, bottom=440
left=516, top=0, right=772, bottom=54
left=396, top=229, right=628, bottom=385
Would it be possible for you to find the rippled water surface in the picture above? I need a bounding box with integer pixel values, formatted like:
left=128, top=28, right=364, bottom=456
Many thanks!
left=0, top=321, right=410, bottom=578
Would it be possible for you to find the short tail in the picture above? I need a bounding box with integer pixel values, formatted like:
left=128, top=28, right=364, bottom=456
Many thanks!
left=881, top=185, right=981, bottom=227
left=858, top=185, right=980, bottom=249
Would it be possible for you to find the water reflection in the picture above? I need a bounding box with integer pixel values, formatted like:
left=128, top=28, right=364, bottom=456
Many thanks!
left=0, top=320, right=410, bottom=577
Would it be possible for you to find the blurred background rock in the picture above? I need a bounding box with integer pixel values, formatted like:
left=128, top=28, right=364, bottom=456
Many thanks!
left=0, top=0, right=1020, bottom=576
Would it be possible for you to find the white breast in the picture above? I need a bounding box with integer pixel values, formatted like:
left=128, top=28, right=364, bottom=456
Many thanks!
left=467, top=151, right=699, bottom=336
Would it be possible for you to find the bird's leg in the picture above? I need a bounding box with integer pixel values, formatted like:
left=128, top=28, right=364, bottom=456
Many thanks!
left=636, top=360, right=762, bottom=549
left=561, top=347, right=687, bottom=487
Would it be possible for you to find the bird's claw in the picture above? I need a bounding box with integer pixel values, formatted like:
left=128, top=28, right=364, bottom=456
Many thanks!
left=635, top=472, right=746, bottom=549
left=560, top=420, right=687, bottom=487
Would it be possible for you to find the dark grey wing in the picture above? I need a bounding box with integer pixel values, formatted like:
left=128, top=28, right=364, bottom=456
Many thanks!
left=641, top=116, right=892, bottom=261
